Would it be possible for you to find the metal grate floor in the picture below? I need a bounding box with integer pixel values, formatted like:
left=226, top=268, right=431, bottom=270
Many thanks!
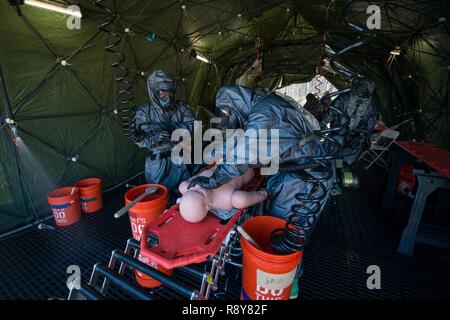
left=1, top=166, right=450, bottom=300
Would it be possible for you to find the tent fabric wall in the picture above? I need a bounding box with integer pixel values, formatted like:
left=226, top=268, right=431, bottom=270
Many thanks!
left=0, top=0, right=449, bottom=234
left=296, top=1, right=450, bottom=146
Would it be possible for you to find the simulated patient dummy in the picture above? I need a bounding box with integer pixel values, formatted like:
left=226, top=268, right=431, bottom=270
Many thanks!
left=178, top=167, right=267, bottom=223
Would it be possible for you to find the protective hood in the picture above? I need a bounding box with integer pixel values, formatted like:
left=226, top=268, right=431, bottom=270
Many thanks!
left=147, top=70, right=177, bottom=107
left=215, top=85, right=259, bottom=128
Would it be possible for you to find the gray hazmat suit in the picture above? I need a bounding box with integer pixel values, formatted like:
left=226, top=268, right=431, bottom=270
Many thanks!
left=189, top=85, right=333, bottom=225
left=134, top=70, right=195, bottom=192
left=321, top=78, right=380, bottom=165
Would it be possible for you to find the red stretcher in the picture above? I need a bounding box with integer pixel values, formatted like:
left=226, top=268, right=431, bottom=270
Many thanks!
left=139, top=170, right=265, bottom=270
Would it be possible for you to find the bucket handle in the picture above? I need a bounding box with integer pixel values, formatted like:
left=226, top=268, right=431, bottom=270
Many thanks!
left=237, top=226, right=263, bottom=250
left=114, top=186, right=159, bottom=219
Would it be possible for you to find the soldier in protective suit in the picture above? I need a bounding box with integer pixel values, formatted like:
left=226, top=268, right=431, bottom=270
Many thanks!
left=321, top=78, right=380, bottom=166
left=188, top=85, right=333, bottom=224
left=133, top=70, right=195, bottom=192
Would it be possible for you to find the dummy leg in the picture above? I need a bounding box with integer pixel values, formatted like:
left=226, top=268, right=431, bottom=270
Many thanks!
left=231, top=190, right=267, bottom=209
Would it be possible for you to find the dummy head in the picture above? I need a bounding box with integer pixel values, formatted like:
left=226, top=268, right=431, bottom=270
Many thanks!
left=179, top=190, right=209, bottom=223
left=147, top=70, right=176, bottom=110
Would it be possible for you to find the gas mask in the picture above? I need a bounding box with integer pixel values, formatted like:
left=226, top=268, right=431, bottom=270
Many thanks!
left=156, top=90, right=175, bottom=109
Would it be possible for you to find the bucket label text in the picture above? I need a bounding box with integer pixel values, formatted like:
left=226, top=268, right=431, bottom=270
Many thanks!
left=255, top=268, right=297, bottom=299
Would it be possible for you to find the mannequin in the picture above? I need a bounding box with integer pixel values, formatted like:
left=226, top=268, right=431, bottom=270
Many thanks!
left=178, top=167, right=267, bottom=223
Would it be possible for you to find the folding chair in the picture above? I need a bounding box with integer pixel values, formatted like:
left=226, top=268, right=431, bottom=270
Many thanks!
left=358, top=129, right=400, bottom=169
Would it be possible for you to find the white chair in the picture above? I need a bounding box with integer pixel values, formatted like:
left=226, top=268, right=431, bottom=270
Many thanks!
left=358, top=129, right=400, bottom=169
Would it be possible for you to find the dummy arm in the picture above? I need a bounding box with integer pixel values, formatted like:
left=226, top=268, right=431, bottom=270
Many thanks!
left=231, top=190, right=267, bottom=209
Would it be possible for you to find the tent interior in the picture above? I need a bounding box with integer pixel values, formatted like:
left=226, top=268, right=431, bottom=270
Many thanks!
left=0, top=0, right=449, bottom=300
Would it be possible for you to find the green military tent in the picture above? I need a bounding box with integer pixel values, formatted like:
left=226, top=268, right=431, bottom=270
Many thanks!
left=1, top=0, right=449, bottom=234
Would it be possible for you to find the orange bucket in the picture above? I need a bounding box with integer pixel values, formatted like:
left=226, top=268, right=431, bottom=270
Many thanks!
left=125, top=184, right=171, bottom=288
left=75, top=178, right=103, bottom=213
left=47, top=187, right=82, bottom=227
left=240, top=216, right=303, bottom=300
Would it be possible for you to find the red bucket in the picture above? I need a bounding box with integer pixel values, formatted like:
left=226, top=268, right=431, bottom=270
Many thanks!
left=75, top=178, right=103, bottom=213
left=47, top=187, right=82, bottom=227
left=240, top=216, right=303, bottom=300
left=397, top=164, right=416, bottom=196
left=124, top=184, right=171, bottom=288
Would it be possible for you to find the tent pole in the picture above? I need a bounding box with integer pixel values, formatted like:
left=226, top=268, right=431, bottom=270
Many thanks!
left=0, top=216, right=53, bottom=241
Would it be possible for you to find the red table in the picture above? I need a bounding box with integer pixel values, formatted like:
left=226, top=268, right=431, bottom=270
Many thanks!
left=390, top=141, right=450, bottom=255
left=395, top=141, right=450, bottom=179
